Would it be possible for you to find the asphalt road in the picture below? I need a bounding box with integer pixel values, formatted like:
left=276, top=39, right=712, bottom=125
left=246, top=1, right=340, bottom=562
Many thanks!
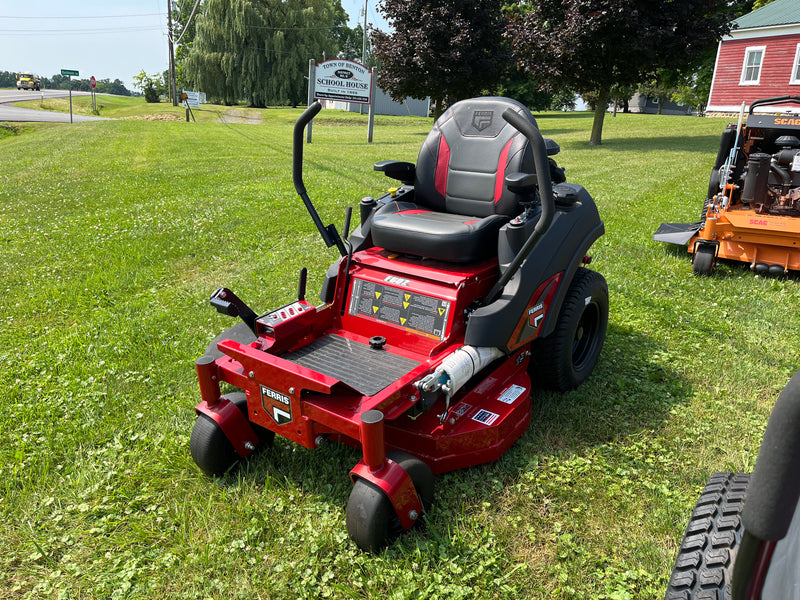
left=0, top=89, right=108, bottom=122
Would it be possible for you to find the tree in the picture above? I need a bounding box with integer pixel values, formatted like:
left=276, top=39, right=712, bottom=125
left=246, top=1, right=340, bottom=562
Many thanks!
left=183, top=0, right=348, bottom=107
left=372, top=0, right=508, bottom=118
left=507, top=0, right=734, bottom=144
left=133, top=70, right=164, bottom=103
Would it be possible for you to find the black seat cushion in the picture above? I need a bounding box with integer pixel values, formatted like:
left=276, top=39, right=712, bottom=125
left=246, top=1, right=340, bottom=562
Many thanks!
left=370, top=97, right=537, bottom=262
left=371, top=201, right=508, bottom=263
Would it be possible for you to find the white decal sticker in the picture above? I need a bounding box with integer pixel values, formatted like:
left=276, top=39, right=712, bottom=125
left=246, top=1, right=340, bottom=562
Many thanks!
left=472, top=409, right=499, bottom=426
left=498, top=384, right=526, bottom=405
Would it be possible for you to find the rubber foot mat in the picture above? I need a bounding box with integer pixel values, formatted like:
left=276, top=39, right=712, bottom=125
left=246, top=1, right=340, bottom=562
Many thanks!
left=282, top=334, right=420, bottom=396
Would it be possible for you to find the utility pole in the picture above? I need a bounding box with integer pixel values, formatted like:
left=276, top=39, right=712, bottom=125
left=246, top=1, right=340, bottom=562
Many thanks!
left=362, top=0, right=368, bottom=65
left=360, top=0, right=368, bottom=115
left=167, top=0, right=178, bottom=106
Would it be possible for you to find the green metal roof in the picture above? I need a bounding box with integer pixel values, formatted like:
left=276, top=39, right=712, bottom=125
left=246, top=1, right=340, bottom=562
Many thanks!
left=734, top=0, right=800, bottom=29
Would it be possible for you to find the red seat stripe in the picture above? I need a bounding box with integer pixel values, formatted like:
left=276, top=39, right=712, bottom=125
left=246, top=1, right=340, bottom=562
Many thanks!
left=494, top=139, right=513, bottom=203
left=435, top=135, right=450, bottom=197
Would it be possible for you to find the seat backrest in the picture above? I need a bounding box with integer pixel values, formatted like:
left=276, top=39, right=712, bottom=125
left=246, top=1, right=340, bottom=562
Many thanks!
left=414, top=97, right=537, bottom=218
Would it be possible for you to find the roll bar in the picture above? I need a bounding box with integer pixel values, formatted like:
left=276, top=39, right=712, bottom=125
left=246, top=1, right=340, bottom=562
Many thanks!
left=484, top=108, right=555, bottom=305
left=293, top=101, right=346, bottom=256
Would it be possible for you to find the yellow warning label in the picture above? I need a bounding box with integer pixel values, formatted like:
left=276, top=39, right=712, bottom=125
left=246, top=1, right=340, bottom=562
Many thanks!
left=403, top=302, right=409, bottom=309
left=438, top=307, right=445, bottom=316
left=375, top=292, right=382, bottom=299
left=404, top=294, right=411, bottom=301
left=373, top=306, right=379, bottom=313
left=400, top=317, right=407, bottom=325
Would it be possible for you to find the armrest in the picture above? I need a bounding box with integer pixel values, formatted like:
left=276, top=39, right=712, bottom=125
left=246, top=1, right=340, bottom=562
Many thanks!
left=374, top=160, right=416, bottom=185
left=505, top=171, right=538, bottom=194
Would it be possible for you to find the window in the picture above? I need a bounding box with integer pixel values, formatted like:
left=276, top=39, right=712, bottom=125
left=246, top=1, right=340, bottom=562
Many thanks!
left=741, top=46, right=766, bottom=85
left=792, top=44, right=800, bottom=85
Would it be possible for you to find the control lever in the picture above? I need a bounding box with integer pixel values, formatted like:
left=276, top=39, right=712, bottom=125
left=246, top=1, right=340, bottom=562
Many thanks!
left=210, top=287, right=259, bottom=334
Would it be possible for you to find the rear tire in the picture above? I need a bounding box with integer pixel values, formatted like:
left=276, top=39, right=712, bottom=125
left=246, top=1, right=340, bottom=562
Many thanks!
left=665, top=472, right=749, bottom=600
left=693, top=244, right=716, bottom=276
left=529, top=268, right=608, bottom=391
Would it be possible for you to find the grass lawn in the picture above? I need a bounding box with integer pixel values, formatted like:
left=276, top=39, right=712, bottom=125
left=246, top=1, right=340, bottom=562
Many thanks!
left=1, top=104, right=799, bottom=599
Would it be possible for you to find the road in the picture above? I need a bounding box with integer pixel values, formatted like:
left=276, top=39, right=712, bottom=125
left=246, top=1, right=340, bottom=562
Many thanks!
left=0, top=89, right=108, bottom=122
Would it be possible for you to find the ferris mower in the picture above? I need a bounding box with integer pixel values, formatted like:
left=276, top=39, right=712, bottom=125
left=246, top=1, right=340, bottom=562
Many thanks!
left=190, top=97, right=608, bottom=552
left=654, top=96, right=800, bottom=275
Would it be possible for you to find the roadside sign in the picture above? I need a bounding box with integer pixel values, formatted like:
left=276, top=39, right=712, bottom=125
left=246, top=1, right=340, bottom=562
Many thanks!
left=61, top=69, right=79, bottom=77
left=90, top=76, right=96, bottom=89
left=314, top=59, right=372, bottom=105
left=183, top=90, right=200, bottom=108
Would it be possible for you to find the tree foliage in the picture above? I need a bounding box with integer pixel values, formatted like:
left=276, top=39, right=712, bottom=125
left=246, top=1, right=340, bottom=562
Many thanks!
left=182, top=0, right=349, bottom=107
left=0, top=71, right=130, bottom=95
left=371, top=0, right=508, bottom=118
left=507, top=0, right=734, bottom=144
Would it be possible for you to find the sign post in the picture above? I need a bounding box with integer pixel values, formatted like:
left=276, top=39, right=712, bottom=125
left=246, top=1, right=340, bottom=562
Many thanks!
left=307, top=59, right=316, bottom=143
left=90, top=75, right=96, bottom=114
left=61, top=69, right=79, bottom=123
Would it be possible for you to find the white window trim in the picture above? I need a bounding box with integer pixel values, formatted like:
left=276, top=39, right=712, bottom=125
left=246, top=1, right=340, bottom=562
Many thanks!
left=740, top=45, right=766, bottom=86
left=791, top=43, right=800, bottom=85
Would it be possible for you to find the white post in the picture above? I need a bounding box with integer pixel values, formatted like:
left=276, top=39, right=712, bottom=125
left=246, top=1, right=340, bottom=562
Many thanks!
left=307, top=59, right=316, bottom=144
left=68, top=75, right=73, bottom=124
left=367, top=68, right=377, bottom=143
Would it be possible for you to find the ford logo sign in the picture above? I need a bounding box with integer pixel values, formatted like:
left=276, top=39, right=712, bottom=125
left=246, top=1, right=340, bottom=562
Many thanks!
left=335, top=69, right=354, bottom=79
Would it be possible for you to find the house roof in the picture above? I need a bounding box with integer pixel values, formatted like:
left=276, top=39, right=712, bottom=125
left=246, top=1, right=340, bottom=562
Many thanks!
left=734, top=0, right=800, bottom=30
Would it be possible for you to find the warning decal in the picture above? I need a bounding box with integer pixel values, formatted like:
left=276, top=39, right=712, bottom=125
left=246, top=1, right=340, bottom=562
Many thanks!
left=348, top=278, right=450, bottom=339
left=498, top=384, right=526, bottom=405
left=472, top=409, right=499, bottom=426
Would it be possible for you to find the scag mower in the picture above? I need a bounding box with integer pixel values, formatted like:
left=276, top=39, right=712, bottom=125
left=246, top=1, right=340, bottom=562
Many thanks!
left=190, top=97, right=608, bottom=551
left=654, top=96, right=800, bottom=276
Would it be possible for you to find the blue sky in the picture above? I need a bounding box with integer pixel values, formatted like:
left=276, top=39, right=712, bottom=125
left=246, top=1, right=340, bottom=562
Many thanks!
left=0, top=1, right=387, bottom=91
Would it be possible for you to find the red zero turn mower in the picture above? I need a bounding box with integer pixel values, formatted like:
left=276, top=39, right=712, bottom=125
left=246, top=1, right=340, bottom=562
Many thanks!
left=191, top=97, right=608, bottom=551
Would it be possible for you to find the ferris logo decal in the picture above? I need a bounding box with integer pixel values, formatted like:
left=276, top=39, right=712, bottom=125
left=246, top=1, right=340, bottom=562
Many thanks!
left=472, top=110, right=494, bottom=131
left=260, top=385, right=292, bottom=425
left=528, top=303, right=545, bottom=328
left=775, top=117, right=800, bottom=126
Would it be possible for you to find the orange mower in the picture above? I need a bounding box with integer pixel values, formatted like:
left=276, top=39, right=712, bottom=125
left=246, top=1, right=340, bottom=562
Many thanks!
left=654, top=96, right=800, bottom=275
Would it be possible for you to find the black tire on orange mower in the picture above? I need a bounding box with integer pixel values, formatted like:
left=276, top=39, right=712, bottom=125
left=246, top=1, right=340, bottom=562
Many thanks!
left=693, top=244, right=716, bottom=276
left=664, top=472, right=749, bottom=600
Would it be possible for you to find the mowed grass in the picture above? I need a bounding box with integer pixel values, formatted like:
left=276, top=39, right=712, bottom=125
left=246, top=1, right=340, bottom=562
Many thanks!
left=1, top=105, right=799, bottom=599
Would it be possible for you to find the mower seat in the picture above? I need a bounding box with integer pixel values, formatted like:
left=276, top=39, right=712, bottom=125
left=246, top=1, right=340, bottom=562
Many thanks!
left=371, top=97, right=538, bottom=263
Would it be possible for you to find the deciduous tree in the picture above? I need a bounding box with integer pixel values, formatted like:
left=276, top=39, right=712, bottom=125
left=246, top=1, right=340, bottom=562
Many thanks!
left=372, top=0, right=508, bottom=118
left=507, top=0, right=734, bottom=144
left=184, top=0, right=349, bottom=107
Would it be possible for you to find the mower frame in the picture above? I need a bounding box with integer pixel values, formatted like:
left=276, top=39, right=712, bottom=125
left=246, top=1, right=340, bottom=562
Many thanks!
left=190, top=98, right=608, bottom=551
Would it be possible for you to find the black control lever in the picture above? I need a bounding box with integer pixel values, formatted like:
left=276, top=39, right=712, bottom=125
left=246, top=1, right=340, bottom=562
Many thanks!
left=210, top=287, right=259, bottom=334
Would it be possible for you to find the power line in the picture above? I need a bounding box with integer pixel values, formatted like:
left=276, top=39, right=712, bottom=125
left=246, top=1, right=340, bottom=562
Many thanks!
left=0, top=13, right=164, bottom=19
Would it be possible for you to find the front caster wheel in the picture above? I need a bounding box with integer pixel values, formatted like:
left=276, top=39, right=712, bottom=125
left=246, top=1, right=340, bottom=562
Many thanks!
left=346, top=451, right=434, bottom=553
left=693, top=244, right=716, bottom=276
left=190, top=392, right=274, bottom=477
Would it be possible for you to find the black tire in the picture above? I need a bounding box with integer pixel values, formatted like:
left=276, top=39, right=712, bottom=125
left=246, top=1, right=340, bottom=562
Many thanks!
left=693, top=245, right=716, bottom=276
left=190, top=392, right=273, bottom=477
left=529, top=267, right=608, bottom=391
left=665, top=472, right=750, bottom=600
left=204, top=322, right=256, bottom=361
left=345, top=451, right=434, bottom=553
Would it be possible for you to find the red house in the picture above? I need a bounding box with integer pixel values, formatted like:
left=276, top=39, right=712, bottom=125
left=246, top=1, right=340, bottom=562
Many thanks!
left=707, top=0, right=800, bottom=115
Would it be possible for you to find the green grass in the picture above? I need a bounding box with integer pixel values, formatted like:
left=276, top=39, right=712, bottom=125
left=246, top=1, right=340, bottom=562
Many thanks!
left=1, top=108, right=799, bottom=599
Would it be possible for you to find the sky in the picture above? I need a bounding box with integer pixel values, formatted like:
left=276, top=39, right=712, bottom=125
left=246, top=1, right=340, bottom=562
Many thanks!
left=0, top=0, right=388, bottom=92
